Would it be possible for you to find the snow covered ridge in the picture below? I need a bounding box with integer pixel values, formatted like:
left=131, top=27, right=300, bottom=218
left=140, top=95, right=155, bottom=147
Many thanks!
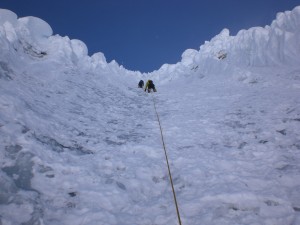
left=2, top=6, right=300, bottom=80
left=1, top=7, right=300, bottom=225
left=0, top=8, right=142, bottom=79
left=152, top=6, right=300, bottom=83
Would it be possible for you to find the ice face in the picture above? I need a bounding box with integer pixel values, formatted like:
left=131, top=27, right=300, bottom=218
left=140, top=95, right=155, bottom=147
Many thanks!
left=1, top=5, right=300, bottom=225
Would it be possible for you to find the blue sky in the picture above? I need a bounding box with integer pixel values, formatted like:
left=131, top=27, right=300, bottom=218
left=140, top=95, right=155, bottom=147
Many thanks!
left=1, top=0, right=300, bottom=72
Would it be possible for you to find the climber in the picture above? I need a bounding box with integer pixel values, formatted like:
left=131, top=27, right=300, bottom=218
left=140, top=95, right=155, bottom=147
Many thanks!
left=138, top=80, right=144, bottom=88
left=144, top=80, right=157, bottom=93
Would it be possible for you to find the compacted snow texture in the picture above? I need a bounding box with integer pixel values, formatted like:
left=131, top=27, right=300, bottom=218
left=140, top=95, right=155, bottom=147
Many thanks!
left=0, top=6, right=300, bottom=225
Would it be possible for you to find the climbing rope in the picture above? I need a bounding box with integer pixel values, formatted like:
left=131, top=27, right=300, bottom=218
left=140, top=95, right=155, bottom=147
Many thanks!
left=151, top=94, right=182, bottom=225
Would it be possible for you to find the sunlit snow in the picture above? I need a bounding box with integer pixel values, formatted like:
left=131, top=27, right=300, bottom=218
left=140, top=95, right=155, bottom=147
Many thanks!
left=0, top=6, right=300, bottom=225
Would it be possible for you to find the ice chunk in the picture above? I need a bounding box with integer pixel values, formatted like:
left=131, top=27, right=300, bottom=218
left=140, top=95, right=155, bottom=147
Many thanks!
left=0, top=9, right=17, bottom=25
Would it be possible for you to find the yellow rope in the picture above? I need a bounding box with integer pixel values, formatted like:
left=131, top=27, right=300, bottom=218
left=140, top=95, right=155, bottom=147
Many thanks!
left=151, top=95, right=182, bottom=225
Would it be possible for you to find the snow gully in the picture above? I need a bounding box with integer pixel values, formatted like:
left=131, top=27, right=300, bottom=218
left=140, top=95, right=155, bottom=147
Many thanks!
left=151, top=94, right=182, bottom=225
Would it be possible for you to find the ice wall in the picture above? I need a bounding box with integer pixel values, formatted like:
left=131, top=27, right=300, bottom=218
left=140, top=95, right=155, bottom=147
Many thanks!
left=1, top=6, right=300, bottom=83
left=0, top=9, right=142, bottom=80
left=152, top=6, right=300, bottom=83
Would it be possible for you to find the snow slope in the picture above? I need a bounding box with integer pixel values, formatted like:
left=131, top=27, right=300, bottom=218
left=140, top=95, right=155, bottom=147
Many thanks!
left=1, top=6, right=300, bottom=225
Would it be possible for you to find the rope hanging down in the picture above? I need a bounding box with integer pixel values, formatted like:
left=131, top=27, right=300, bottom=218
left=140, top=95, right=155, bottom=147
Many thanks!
left=151, top=95, right=182, bottom=225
